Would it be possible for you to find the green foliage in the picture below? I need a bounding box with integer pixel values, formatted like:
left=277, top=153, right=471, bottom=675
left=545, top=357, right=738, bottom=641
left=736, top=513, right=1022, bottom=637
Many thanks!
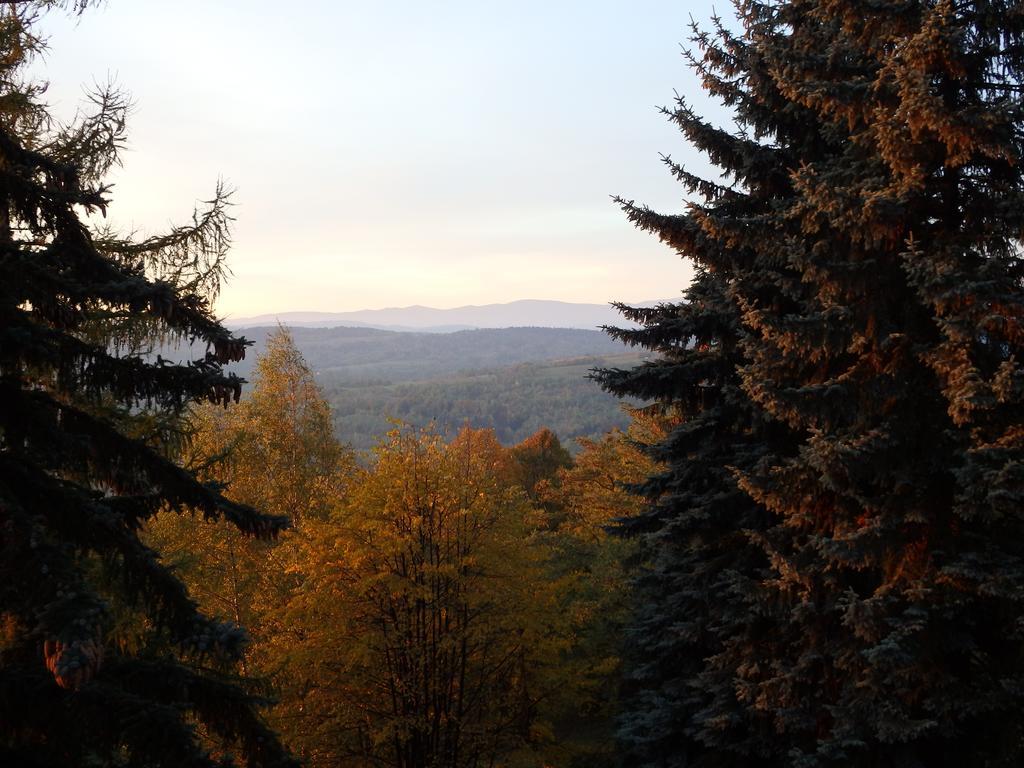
left=191, top=325, right=646, bottom=452
left=0, top=5, right=295, bottom=766
left=599, top=0, right=1024, bottom=765
left=324, top=354, right=643, bottom=451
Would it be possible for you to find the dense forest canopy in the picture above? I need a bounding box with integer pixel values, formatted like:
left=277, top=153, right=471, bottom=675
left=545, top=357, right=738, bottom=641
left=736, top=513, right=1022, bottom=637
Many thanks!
left=214, top=326, right=633, bottom=383
left=201, top=325, right=649, bottom=450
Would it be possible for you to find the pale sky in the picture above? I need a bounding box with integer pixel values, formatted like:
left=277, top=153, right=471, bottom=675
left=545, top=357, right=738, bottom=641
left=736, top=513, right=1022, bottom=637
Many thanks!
left=33, top=1, right=728, bottom=318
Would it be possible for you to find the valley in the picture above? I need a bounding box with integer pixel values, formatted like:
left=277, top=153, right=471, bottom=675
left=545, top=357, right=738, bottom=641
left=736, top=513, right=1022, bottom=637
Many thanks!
left=219, top=324, right=650, bottom=451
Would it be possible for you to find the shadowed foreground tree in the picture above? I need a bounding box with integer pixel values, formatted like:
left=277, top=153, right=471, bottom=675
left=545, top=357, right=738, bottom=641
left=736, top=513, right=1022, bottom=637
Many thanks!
left=0, top=4, right=296, bottom=766
left=599, top=0, right=1024, bottom=765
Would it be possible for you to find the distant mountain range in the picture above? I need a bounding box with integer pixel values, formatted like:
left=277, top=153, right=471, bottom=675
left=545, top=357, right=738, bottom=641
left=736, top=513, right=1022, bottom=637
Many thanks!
left=228, top=299, right=665, bottom=333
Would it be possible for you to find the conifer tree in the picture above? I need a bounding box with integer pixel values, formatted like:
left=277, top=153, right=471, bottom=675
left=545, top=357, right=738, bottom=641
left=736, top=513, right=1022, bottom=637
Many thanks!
left=599, top=1, right=1024, bottom=765
left=0, top=4, right=296, bottom=766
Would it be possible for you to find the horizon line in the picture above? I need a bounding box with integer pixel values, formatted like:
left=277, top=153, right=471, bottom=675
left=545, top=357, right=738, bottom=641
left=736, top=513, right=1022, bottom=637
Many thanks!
left=225, top=296, right=672, bottom=321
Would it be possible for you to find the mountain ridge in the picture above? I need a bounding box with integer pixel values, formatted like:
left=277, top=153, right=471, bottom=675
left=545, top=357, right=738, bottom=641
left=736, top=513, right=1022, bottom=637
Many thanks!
left=227, top=298, right=666, bottom=332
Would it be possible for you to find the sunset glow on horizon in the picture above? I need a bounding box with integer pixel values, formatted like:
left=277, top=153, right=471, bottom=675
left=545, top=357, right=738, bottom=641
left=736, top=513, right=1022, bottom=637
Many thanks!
left=30, top=0, right=727, bottom=316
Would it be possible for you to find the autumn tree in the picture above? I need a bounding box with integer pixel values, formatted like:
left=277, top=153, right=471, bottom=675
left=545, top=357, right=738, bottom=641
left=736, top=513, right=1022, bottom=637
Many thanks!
left=147, top=327, right=351, bottom=636
left=512, top=428, right=577, bottom=524
left=598, top=0, right=1024, bottom=765
left=0, top=3, right=295, bottom=765
left=549, top=412, right=668, bottom=544
left=264, top=425, right=570, bottom=768
left=199, top=326, right=349, bottom=525
left=536, top=413, right=667, bottom=767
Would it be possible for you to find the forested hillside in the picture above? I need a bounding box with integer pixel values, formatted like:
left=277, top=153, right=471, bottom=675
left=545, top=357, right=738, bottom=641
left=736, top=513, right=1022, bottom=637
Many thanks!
left=195, top=326, right=648, bottom=450
left=323, top=353, right=644, bottom=450
left=222, top=325, right=635, bottom=382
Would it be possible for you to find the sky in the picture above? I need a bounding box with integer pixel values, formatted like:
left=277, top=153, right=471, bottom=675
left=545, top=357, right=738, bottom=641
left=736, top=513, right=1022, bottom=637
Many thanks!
left=32, top=0, right=729, bottom=318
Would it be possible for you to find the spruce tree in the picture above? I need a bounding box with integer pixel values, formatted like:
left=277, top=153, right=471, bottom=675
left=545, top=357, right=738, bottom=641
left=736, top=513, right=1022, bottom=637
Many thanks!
left=599, top=1, right=1024, bottom=765
left=0, top=4, right=296, bottom=766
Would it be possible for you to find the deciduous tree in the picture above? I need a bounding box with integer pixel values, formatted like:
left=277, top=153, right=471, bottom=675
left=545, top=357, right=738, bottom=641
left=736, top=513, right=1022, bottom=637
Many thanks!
left=510, top=427, right=574, bottom=522
left=265, top=425, right=567, bottom=768
left=147, top=327, right=352, bottom=636
left=536, top=413, right=667, bottom=767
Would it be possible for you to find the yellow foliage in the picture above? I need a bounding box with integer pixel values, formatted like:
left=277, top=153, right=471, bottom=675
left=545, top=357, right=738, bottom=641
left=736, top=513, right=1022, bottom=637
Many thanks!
left=262, top=424, right=571, bottom=767
left=146, top=327, right=353, bottom=641
left=146, top=334, right=660, bottom=767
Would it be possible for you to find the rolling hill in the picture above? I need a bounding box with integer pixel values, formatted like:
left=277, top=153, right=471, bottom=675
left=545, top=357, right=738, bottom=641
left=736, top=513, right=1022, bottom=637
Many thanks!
left=220, top=325, right=638, bottom=383
left=184, top=324, right=653, bottom=451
